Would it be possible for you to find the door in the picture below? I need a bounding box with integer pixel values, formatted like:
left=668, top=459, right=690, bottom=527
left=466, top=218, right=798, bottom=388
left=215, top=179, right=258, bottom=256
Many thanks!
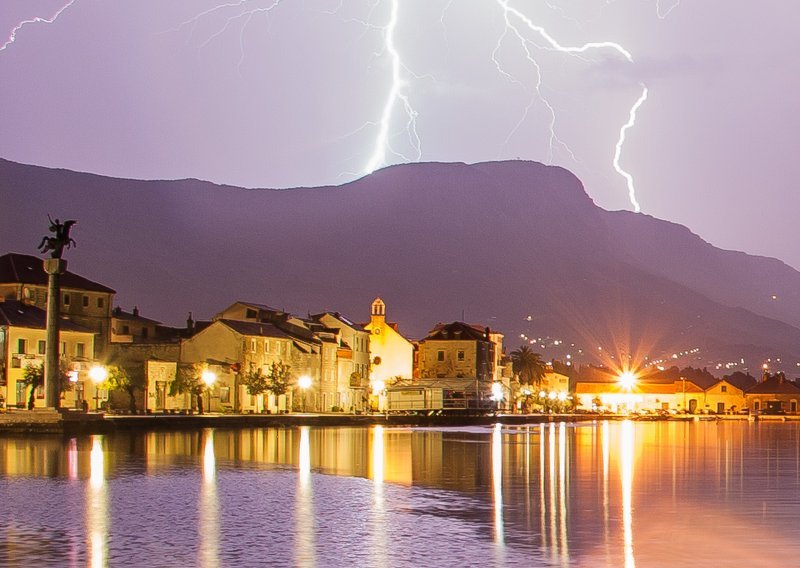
left=689, top=399, right=698, bottom=413
left=155, top=381, right=166, bottom=410
left=717, top=402, right=725, bottom=414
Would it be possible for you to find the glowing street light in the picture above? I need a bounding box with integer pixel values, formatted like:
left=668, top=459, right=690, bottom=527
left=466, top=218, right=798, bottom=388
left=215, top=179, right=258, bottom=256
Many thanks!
left=200, top=369, right=216, bottom=414
left=88, top=365, right=107, bottom=411
left=298, top=375, right=312, bottom=413
left=618, top=371, right=637, bottom=391
left=201, top=369, right=217, bottom=388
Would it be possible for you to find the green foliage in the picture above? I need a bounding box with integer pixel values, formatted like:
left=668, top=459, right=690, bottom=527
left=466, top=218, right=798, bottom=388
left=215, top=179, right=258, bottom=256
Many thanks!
left=240, top=368, right=270, bottom=396
left=106, top=365, right=146, bottom=412
left=266, top=361, right=292, bottom=396
left=170, top=363, right=204, bottom=396
left=20, top=361, right=72, bottom=409
left=510, top=345, right=547, bottom=386
left=21, top=363, right=44, bottom=389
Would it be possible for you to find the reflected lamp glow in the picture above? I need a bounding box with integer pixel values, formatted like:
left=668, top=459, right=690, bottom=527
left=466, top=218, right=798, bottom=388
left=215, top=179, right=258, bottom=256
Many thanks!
left=371, top=379, right=385, bottom=395
left=201, top=369, right=217, bottom=388
left=618, top=371, right=637, bottom=391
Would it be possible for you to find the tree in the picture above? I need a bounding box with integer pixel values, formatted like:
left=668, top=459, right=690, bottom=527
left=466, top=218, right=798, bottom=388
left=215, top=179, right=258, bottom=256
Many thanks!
left=510, top=345, right=546, bottom=386
left=266, top=361, right=291, bottom=396
left=240, top=367, right=270, bottom=398
left=106, top=365, right=146, bottom=413
left=21, top=363, right=44, bottom=410
left=170, top=363, right=205, bottom=414
left=21, top=362, right=72, bottom=410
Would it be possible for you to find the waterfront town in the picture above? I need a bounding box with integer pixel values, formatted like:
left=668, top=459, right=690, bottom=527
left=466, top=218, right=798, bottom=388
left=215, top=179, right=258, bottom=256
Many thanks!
left=1, top=251, right=798, bottom=420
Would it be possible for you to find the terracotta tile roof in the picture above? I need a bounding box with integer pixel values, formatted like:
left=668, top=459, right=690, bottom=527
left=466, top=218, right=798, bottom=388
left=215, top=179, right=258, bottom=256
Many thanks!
left=0, top=300, right=93, bottom=332
left=218, top=319, right=293, bottom=339
left=0, top=253, right=115, bottom=294
left=747, top=375, right=800, bottom=395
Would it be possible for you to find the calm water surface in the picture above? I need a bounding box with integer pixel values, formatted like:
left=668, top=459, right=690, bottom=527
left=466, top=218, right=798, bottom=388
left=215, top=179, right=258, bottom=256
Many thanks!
left=1, top=421, right=799, bottom=567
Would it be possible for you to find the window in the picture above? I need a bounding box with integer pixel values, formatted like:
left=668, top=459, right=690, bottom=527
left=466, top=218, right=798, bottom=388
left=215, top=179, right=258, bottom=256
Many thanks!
left=82, top=295, right=89, bottom=307
left=264, top=340, right=270, bottom=353
left=63, top=294, right=70, bottom=306
left=246, top=308, right=257, bottom=319
left=17, top=339, right=27, bottom=354
left=437, top=350, right=445, bottom=362
left=141, top=328, right=149, bottom=339
left=251, top=339, right=257, bottom=352
left=121, top=325, right=130, bottom=335
left=457, top=350, right=465, bottom=361
left=721, top=385, right=727, bottom=393
left=37, top=340, right=46, bottom=355
left=97, top=297, right=104, bottom=308
left=220, top=387, right=231, bottom=404
left=76, top=343, right=85, bottom=358
left=60, top=342, right=66, bottom=355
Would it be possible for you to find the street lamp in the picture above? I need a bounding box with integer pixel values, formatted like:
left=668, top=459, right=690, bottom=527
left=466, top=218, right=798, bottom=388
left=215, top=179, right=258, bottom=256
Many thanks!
left=201, top=369, right=216, bottom=414
left=298, top=375, right=312, bottom=413
left=618, top=371, right=636, bottom=391
left=491, top=382, right=504, bottom=413
left=88, top=365, right=107, bottom=411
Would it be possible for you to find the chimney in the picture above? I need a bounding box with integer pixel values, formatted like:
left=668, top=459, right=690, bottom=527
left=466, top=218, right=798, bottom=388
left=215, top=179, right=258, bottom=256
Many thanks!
left=186, top=312, right=194, bottom=333
left=133, top=306, right=139, bottom=317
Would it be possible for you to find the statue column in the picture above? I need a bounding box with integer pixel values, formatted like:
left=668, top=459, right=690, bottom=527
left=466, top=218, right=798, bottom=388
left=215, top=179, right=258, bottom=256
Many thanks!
left=44, top=258, right=66, bottom=409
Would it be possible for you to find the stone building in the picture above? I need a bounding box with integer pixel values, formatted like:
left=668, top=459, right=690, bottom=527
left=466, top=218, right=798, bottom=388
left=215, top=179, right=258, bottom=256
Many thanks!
left=0, top=253, right=115, bottom=357
left=0, top=299, right=102, bottom=410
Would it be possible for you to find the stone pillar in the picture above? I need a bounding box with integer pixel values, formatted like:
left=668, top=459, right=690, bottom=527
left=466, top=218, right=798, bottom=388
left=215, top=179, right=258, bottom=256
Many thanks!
left=43, top=258, right=66, bottom=409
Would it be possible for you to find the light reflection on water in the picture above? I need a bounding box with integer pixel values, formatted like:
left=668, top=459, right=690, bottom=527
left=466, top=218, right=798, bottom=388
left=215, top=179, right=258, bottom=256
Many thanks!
left=1, top=421, right=800, bottom=566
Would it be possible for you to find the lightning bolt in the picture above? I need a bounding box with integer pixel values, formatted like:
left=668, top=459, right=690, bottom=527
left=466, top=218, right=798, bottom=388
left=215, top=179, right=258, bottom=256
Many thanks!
left=614, top=85, right=648, bottom=213
left=5, top=1, right=653, bottom=212
left=492, top=0, right=645, bottom=211
left=0, top=0, right=77, bottom=52
left=362, top=0, right=421, bottom=174
left=656, top=1, right=682, bottom=19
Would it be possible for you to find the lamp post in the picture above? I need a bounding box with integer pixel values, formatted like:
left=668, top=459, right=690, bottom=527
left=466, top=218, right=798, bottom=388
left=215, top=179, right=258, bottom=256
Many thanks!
left=88, top=365, right=107, bottom=411
left=298, top=375, right=312, bottom=413
left=201, top=369, right=216, bottom=415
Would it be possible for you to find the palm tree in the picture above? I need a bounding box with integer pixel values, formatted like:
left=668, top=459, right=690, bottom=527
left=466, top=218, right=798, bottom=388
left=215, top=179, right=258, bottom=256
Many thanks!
left=510, top=345, right=546, bottom=387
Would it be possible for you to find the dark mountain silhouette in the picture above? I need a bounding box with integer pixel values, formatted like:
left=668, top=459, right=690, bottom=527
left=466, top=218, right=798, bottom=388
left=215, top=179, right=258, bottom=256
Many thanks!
left=2, top=157, right=800, bottom=373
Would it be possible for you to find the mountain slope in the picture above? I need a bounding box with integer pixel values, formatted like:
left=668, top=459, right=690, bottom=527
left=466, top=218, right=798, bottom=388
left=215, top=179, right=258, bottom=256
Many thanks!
left=2, top=157, right=800, bottom=373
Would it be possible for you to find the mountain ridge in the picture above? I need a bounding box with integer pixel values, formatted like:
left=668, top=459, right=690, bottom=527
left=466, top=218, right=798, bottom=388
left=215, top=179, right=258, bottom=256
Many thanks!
left=2, top=157, right=799, bottom=374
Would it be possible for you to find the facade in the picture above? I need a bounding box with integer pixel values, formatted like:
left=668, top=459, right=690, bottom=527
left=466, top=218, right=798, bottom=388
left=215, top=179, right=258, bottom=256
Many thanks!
left=704, top=379, right=747, bottom=414
left=362, top=298, right=414, bottom=387
left=574, top=377, right=705, bottom=413
left=0, top=299, right=103, bottom=410
left=181, top=318, right=297, bottom=413
left=0, top=253, right=115, bottom=357
left=312, top=312, right=371, bottom=412
left=417, top=322, right=496, bottom=382
left=746, top=375, right=800, bottom=414
left=110, top=306, right=160, bottom=343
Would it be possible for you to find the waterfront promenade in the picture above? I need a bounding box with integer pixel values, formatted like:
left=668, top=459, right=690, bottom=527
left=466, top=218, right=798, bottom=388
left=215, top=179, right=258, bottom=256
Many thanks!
left=0, top=408, right=791, bottom=435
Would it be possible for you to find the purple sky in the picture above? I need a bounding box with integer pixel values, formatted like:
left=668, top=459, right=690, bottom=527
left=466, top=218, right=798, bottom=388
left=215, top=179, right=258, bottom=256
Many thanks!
left=2, top=0, right=799, bottom=269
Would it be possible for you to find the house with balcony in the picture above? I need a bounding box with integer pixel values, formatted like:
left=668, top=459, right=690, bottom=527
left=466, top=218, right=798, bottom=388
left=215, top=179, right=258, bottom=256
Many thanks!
left=311, top=311, right=371, bottom=412
left=0, top=299, right=102, bottom=410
